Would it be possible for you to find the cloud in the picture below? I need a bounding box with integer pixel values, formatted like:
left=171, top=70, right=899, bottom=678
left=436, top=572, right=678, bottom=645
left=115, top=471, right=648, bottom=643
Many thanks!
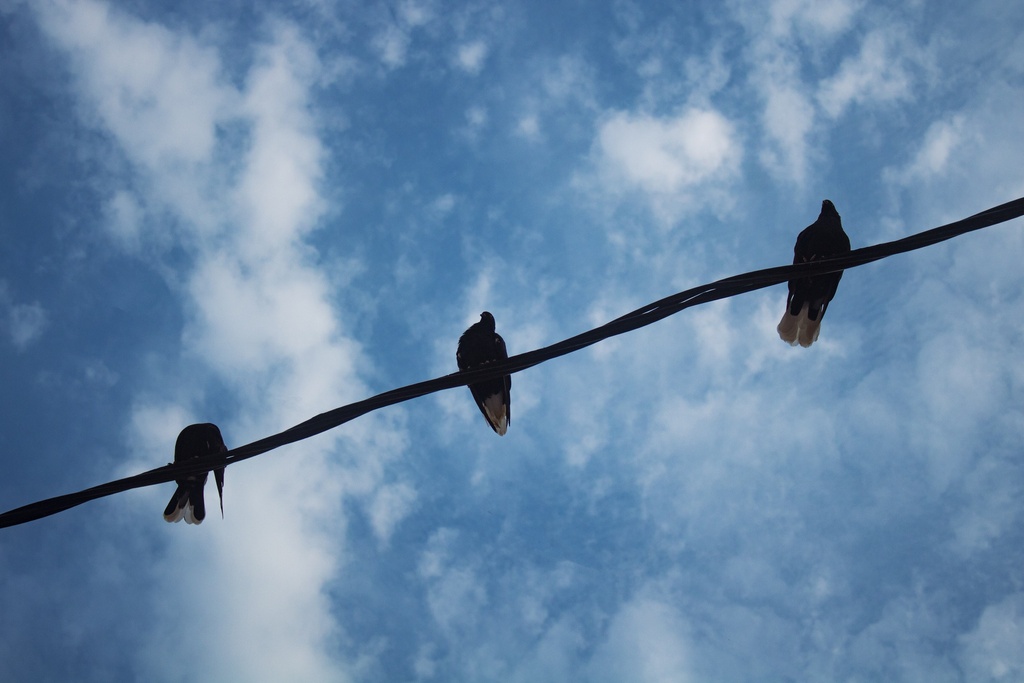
left=882, top=77, right=1024, bottom=209
left=368, top=481, right=417, bottom=546
left=234, top=28, right=325, bottom=254
left=36, top=0, right=233, bottom=170
left=455, top=39, right=487, bottom=74
left=0, top=282, right=48, bottom=350
left=763, top=0, right=859, bottom=40
left=756, top=69, right=815, bottom=183
left=374, top=24, right=411, bottom=69
left=431, top=192, right=457, bottom=215
left=728, top=0, right=837, bottom=183
left=515, top=114, right=540, bottom=140
left=505, top=54, right=599, bottom=148
left=597, top=109, right=740, bottom=194
left=418, top=528, right=488, bottom=640
left=6, top=302, right=48, bottom=350
left=587, top=596, right=695, bottom=682
left=818, top=29, right=917, bottom=118
left=958, top=593, right=1024, bottom=681
left=540, top=55, right=597, bottom=107
left=33, top=2, right=413, bottom=679
left=397, top=0, right=433, bottom=28
left=891, top=115, right=967, bottom=181
left=103, top=190, right=144, bottom=250
left=588, top=108, right=741, bottom=223
left=372, top=0, right=436, bottom=69
left=465, top=105, right=487, bottom=130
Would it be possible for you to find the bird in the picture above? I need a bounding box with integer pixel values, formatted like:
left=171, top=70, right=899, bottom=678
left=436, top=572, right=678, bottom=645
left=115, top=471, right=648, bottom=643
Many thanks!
left=777, top=199, right=851, bottom=347
left=457, top=311, right=512, bottom=435
left=163, top=423, right=227, bottom=524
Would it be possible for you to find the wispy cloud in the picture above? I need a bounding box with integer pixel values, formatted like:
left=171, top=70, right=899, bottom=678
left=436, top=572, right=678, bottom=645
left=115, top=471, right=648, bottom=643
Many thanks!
left=818, top=28, right=921, bottom=118
left=455, top=39, right=488, bottom=74
left=585, top=107, right=742, bottom=225
left=32, top=1, right=411, bottom=678
left=0, top=282, right=48, bottom=350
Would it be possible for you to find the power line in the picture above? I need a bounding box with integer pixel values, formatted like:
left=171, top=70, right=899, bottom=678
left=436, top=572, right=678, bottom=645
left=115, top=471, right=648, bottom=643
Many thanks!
left=2, top=196, right=1023, bottom=529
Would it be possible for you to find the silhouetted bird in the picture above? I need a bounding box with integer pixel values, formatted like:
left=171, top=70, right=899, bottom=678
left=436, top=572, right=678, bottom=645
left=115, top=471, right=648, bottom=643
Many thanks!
left=778, top=199, right=851, bottom=347
left=163, top=423, right=227, bottom=524
left=457, top=311, right=511, bottom=435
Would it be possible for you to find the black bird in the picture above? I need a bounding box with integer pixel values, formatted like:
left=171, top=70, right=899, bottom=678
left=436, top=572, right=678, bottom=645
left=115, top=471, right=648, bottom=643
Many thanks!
left=163, top=423, right=227, bottom=524
left=457, top=311, right=511, bottom=435
left=778, top=199, right=851, bottom=347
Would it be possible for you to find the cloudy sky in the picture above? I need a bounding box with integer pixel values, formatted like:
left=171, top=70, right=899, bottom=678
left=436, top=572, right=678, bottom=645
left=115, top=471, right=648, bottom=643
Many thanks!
left=1, top=0, right=1023, bottom=680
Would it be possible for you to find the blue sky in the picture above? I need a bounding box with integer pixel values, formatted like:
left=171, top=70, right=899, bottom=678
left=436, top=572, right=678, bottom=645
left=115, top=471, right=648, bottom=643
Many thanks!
left=1, top=0, right=1023, bottom=680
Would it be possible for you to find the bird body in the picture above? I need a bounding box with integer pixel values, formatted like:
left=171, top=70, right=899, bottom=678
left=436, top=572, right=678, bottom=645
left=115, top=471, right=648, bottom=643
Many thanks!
left=778, top=200, right=851, bottom=347
left=163, top=423, right=227, bottom=524
left=457, top=312, right=511, bottom=435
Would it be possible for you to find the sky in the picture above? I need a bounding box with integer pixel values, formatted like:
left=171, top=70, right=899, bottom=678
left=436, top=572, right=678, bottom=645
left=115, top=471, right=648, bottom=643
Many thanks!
left=1, top=0, right=1023, bottom=680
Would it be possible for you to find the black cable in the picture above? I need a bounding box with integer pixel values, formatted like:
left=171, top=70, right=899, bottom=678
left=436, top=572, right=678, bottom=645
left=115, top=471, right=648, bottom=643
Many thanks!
left=2, top=196, right=1022, bottom=529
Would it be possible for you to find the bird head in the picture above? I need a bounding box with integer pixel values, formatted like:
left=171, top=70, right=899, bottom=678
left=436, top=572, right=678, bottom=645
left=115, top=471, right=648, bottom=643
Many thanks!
left=821, top=199, right=839, bottom=217
left=479, top=311, right=496, bottom=329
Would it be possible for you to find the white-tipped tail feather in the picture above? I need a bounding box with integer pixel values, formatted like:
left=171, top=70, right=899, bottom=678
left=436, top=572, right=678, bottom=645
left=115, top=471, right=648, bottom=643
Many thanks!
left=164, top=491, right=205, bottom=524
left=163, top=487, right=188, bottom=523
left=482, top=393, right=509, bottom=436
left=163, top=504, right=186, bottom=524
left=777, top=302, right=821, bottom=348
left=184, top=505, right=200, bottom=525
left=164, top=479, right=208, bottom=524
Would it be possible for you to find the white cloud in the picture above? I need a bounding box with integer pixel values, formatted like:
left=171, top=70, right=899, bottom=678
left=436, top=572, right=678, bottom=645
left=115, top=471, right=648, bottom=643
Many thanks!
left=588, top=107, right=741, bottom=223
left=374, top=24, right=410, bottom=69
left=36, top=0, right=233, bottom=170
left=888, top=115, right=967, bottom=183
left=103, top=190, right=144, bottom=250
left=958, top=593, right=1024, bottom=681
left=7, top=302, right=48, bottom=350
left=948, top=454, right=1021, bottom=557
left=597, top=109, right=740, bottom=193
left=728, top=0, right=892, bottom=183
left=235, top=28, right=325, bottom=255
left=765, top=0, right=859, bottom=40
left=431, top=192, right=457, bottom=214
left=0, top=282, right=48, bottom=350
left=455, top=40, right=487, bottom=74
left=541, top=55, right=597, bottom=107
left=757, top=73, right=815, bottom=183
left=728, top=0, right=839, bottom=183
left=587, top=597, right=695, bottom=682
left=882, top=78, right=1024, bottom=211
left=34, top=3, right=412, bottom=680
left=818, top=29, right=916, bottom=118
left=398, top=0, right=433, bottom=28
left=419, top=528, right=488, bottom=638
left=459, top=104, right=488, bottom=140
left=515, top=114, right=540, bottom=140
left=368, top=481, right=417, bottom=545
left=373, top=0, right=435, bottom=69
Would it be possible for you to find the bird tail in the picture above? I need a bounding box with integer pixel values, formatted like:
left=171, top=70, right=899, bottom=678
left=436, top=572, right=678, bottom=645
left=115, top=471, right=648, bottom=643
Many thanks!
left=482, top=393, right=509, bottom=436
left=777, top=310, right=800, bottom=345
left=185, top=482, right=207, bottom=525
left=163, top=485, right=189, bottom=523
left=777, top=302, right=821, bottom=348
left=798, top=317, right=821, bottom=348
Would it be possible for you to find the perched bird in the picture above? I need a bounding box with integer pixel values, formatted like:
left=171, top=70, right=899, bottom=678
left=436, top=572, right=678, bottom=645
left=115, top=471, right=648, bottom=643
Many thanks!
left=778, top=199, right=851, bottom=347
left=457, top=311, right=512, bottom=435
left=163, top=423, right=227, bottom=524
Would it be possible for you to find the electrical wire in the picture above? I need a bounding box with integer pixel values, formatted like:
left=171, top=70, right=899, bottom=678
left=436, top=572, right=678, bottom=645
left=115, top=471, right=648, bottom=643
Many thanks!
left=2, top=196, right=1022, bottom=529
